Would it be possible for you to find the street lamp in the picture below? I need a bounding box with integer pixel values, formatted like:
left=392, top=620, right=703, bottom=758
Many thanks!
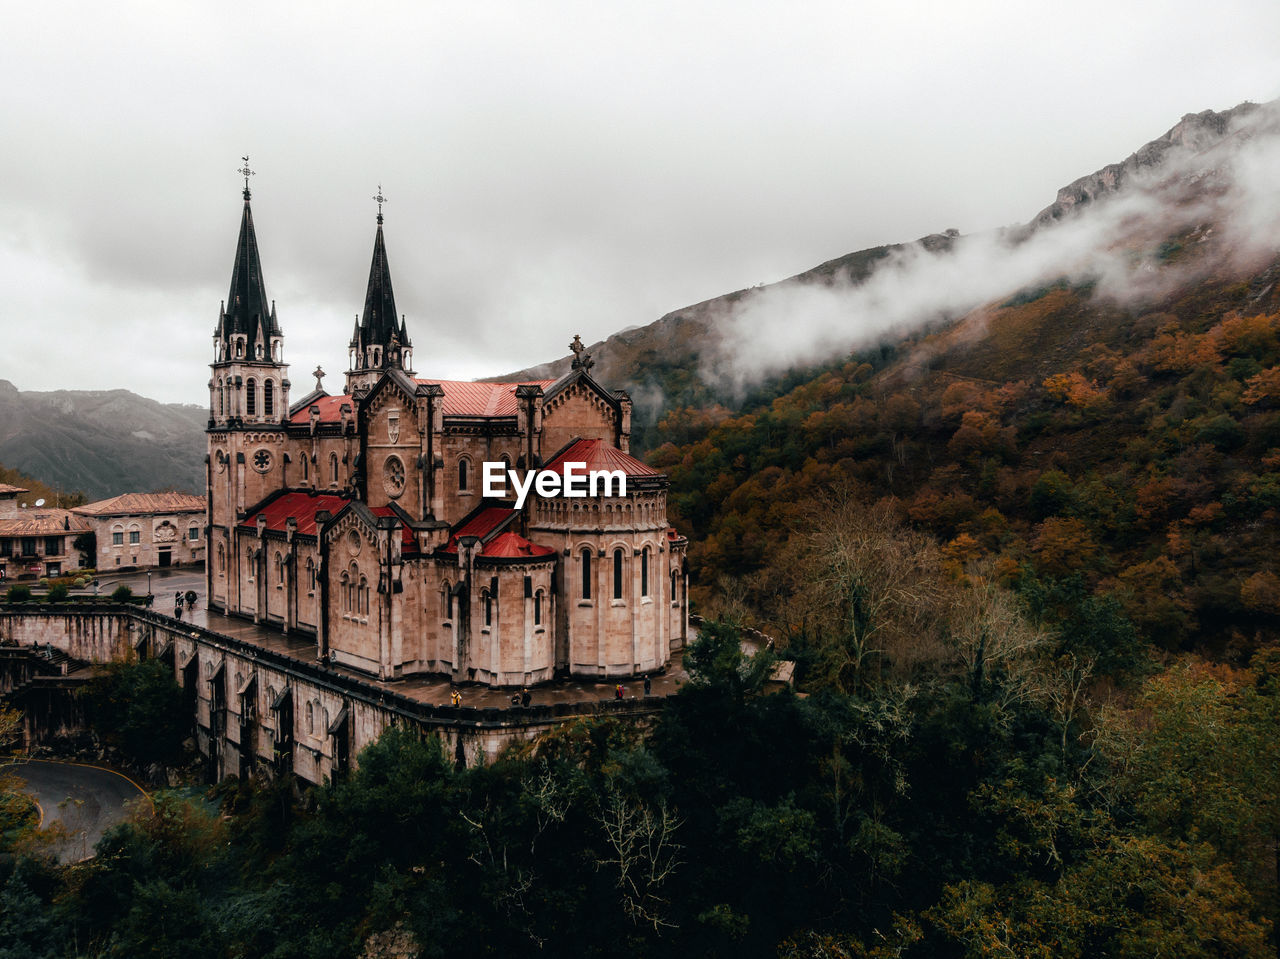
left=147, top=571, right=152, bottom=599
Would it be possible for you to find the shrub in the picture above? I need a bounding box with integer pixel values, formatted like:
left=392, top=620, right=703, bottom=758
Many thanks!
left=46, top=583, right=70, bottom=602
left=110, top=585, right=134, bottom=604
left=5, top=585, right=32, bottom=604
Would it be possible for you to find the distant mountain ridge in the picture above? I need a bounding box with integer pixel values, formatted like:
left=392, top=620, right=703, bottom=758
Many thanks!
left=0, top=380, right=206, bottom=499
left=499, top=99, right=1275, bottom=449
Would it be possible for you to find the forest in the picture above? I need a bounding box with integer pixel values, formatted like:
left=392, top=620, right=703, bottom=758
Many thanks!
left=1, top=550, right=1278, bottom=956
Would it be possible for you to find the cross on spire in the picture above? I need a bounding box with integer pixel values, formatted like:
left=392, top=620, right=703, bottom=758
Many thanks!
left=569, top=333, right=593, bottom=371
left=373, top=184, right=386, bottom=224
left=238, top=156, right=255, bottom=199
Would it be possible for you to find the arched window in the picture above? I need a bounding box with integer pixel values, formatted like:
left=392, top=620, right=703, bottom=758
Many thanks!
left=275, top=551, right=284, bottom=584
left=263, top=380, right=274, bottom=417
left=330, top=453, right=339, bottom=485
left=483, top=589, right=492, bottom=627
left=246, top=378, right=257, bottom=416
left=340, top=572, right=350, bottom=612
left=613, top=547, right=625, bottom=600
left=359, top=575, right=369, bottom=616
left=111, top=524, right=124, bottom=546
left=442, top=581, right=453, bottom=620
left=534, top=589, right=542, bottom=626
left=671, top=568, right=678, bottom=604
left=306, top=557, right=315, bottom=593
left=306, top=701, right=314, bottom=734
left=581, top=548, right=592, bottom=600
left=217, top=543, right=225, bottom=572
left=641, top=546, right=650, bottom=597
left=302, top=453, right=309, bottom=481
left=458, top=457, right=470, bottom=491
left=217, top=378, right=224, bottom=415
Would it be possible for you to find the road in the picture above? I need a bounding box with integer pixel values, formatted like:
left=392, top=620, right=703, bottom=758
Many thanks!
left=1, top=759, right=151, bottom=863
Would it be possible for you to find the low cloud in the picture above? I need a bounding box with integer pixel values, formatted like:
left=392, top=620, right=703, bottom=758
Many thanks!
left=701, top=101, right=1280, bottom=393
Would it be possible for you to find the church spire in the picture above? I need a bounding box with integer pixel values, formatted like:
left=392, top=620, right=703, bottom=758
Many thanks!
left=216, top=157, right=281, bottom=357
left=346, top=187, right=413, bottom=392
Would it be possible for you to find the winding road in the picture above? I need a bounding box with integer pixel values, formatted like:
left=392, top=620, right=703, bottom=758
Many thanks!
left=2, top=759, right=151, bottom=862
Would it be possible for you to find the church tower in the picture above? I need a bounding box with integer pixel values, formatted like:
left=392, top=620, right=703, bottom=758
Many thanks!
left=345, top=188, right=413, bottom=396
left=207, top=161, right=293, bottom=616
left=209, top=160, right=291, bottom=430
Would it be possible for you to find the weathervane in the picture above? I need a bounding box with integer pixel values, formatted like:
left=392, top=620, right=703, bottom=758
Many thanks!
left=373, top=184, right=386, bottom=224
left=238, top=156, right=255, bottom=199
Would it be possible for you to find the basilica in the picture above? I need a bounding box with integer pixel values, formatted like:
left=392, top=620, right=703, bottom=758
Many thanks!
left=205, top=181, right=688, bottom=687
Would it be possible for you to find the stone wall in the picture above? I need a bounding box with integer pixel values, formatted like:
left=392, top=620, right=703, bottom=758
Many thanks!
left=0, top=606, right=663, bottom=783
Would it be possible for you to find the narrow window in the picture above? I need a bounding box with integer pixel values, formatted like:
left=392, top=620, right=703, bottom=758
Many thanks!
left=217, top=378, right=224, bottom=415
left=246, top=378, right=257, bottom=416
left=302, top=454, right=309, bottom=481
left=458, top=458, right=469, bottom=491
left=581, top=548, right=591, bottom=600
left=641, top=547, right=650, bottom=597
left=671, top=568, right=678, bottom=603
left=613, top=547, right=624, bottom=600
left=443, top=582, right=453, bottom=620
left=534, top=590, right=542, bottom=626
left=330, top=453, right=339, bottom=485
left=483, top=590, right=492, bottom=626
left=264, top=380, right=274, bottom=416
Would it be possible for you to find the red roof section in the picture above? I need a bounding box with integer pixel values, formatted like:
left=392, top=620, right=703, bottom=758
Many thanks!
left=480, top=531, right=555, bottom=559
left=442, top=506, right=516, bottom=551
left=543, top=438, right=661, bottom=478
left=289, top=394, right=353, bottom=425
left=418, top=379, right=555, bottom=417
left=239, top=492, right=349, bottom=536
left=371, top=505, right=418, bottom=553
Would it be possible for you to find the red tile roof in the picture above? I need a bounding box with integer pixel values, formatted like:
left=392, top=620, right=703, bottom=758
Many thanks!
left=0, top=508, right=90, bottom=536
left=75, top=492, right=205, bottom=516
left=239, top=492, right=349, bottom=536
left=479, top=532, right=555, bottom=559
left=442, top=506, right=516, bottom=551
left=418, top=379, right=555, bottom=417
left=542, top=438, right=661, bottom=478
left=0, top=484, right=29, bottom=495
left=371, top=505, right=418, bottom=553
left=289, top=394, right=353, bottom=425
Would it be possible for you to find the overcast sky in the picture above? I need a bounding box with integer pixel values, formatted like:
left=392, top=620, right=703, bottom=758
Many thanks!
left=1, top=0, right=1278, bottom=406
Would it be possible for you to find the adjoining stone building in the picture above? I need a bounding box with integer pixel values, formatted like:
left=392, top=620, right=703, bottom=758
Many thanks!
left=0, top=485, right=91, bottom=580
left=73, top=492, right=206, bottom=570
left=206, top=181, right=688, bottom=686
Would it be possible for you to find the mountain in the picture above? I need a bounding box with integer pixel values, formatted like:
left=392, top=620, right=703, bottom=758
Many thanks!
left=501, top=99, right=1277, bottom=452
left=631, top=98, right=1280, bottom=658
left=0, top=380, right=206, bottom=500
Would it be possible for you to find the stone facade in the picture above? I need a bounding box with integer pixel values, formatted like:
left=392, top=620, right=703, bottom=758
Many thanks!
left=73, top=492, right=206, bottom=571
left=205, top=188, right=688, bottom=687
left=0, top=486, right=90, bottom=581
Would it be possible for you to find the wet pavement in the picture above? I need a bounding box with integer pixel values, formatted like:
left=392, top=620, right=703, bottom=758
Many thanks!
left=76, top=566, right=690, bottom=709
left=1, top=758, right=150, bottom=863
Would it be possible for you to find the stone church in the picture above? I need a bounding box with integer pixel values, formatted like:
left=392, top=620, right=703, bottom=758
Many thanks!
left=205, top=181, right=688, bottom=686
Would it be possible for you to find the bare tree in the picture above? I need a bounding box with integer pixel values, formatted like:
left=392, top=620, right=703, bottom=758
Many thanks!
left=593, top=791, right=683, bottom=932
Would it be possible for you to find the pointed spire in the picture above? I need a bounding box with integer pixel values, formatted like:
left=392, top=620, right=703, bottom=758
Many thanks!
left=354, top=191, right=409, bottom=359
left=216, top=160, right=281, bottom=352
